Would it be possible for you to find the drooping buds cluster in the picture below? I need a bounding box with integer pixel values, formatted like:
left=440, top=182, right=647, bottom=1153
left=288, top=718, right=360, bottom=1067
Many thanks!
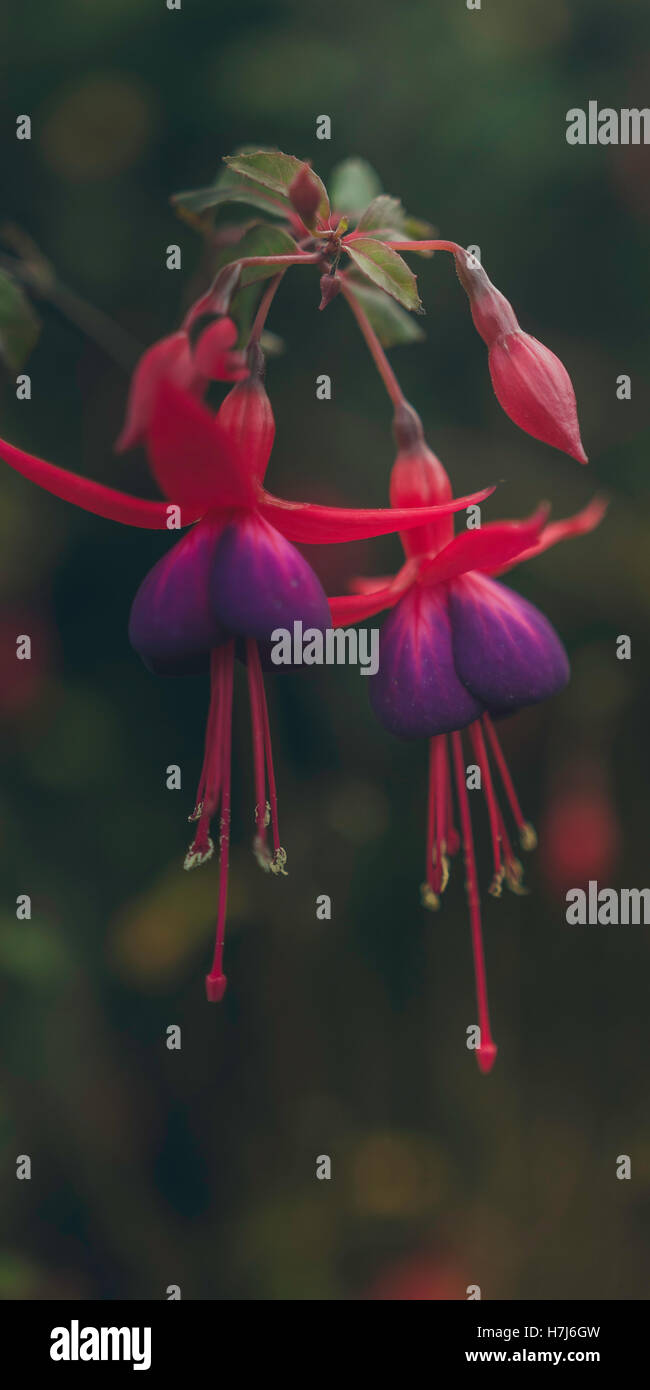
left=454, top=250, right=588, bottom=464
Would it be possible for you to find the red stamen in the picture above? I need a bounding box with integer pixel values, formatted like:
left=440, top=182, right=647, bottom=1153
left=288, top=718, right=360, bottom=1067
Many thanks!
left=246, top=638, right=273, bottom=870
left=434, top=735, right=450, bottom=892
left=247, top=641, right=287, bottom=875
left=205, top=641, right=234, bottom=1001
left=451, top=730, right=497, bottom=1075
left=482, top=713, right=536, bottom=850
left=424, top=738, right=437, bottom=897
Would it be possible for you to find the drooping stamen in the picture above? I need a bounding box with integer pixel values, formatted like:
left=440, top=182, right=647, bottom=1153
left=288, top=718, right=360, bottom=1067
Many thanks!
left=247, top=640, right=287, bottom=876
left=469, top=722, right=504, bottom=896
left=451, top=730, right=497, bottom=1075
left=482, top=713, right=536, bottom=851
left=492, top=798, right=527, bottom=895
left=189, top=648, right=224, bottom=830
left=433, top=735, right=451, bottom=893
left=246, top=638, right=273, bottom=871
left=205, top=641, right=235, bottom=1002
left=421, top=738, right=438, bottom=908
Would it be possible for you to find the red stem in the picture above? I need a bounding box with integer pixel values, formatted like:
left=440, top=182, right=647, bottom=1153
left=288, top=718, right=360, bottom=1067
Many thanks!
left=339, top=278, right=406, bottom=409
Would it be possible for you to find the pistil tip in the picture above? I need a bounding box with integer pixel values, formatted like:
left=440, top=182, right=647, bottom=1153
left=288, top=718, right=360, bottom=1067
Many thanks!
left=206, top=973, right=227, bottom=1002
left=476, top=1042, right=498, bottom=1074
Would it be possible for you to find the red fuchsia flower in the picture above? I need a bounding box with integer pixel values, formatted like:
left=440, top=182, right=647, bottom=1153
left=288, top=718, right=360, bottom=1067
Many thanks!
left=329, top=402, right=606, bottom=1073
left=0, top=351, right=493, bottom=1002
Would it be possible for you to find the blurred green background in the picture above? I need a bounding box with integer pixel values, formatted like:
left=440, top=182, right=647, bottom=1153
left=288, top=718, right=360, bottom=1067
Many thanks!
left=1, top=0, right=650, bottom=1300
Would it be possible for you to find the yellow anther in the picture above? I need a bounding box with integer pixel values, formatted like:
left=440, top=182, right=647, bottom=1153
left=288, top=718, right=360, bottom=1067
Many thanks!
left=505, top=857, right=529, bottom=896
left=184, top=836, right=214, bottom=870
left=420, top=883, right=440, bottom=911
left=519, top=822, right=537, bottom=852
left=270, top=846, right=288, bottom=876
left=489, top=867, right=505, bottom=899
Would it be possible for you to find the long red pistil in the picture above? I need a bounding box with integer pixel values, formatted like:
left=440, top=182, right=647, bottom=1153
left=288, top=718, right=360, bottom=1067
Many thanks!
left=451, top=730, right=497, bottom=1074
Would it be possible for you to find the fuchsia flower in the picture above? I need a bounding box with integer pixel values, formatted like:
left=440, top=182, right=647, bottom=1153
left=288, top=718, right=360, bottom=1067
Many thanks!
left=329, top=403, right=606, bottom=1073
left=0, top=342, right=493, bottom=1002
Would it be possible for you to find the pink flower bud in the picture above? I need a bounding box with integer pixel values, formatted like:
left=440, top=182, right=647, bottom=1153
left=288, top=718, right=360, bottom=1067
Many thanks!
left=488, top=332, right=588, bottom=464
left=217, top=343, right=275, bottom=482
left=455, top=251, right=588, bottom=464
left=288, top=162, right=321, bottom=228
left=389, top=401, right=454, bottom=558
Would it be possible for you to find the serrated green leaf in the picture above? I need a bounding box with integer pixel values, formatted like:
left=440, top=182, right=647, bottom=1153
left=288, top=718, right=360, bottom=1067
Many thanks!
left=356, top=194, right=407, bottom=235
left=355, top=197, right=436, bottom=255
left=345, top=238, right=422, bottom=312
left=225, top=150, right=329, bottom=220
left=215, top=223, right=299, bottom=288
left=0, top=272, right=40, bottom=372
left=330, top=158, right=382, bottom=215
left=345, top=279, right=425, bottom=348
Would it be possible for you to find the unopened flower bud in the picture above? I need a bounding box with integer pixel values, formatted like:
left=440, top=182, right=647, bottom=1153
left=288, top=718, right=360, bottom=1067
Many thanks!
left=288, top=162, right=321, bottom=228
left=217, top=343, right=275, bottom=482
left=455, top=250, right=588, bottom=464
left=390, top=401, right=454, bottom=558
left=319, top=272, right=342, bottom=310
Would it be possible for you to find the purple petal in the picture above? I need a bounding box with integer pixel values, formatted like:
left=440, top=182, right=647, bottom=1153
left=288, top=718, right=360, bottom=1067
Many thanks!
left=369, top=586, right=483, bottom=739
left=210, top=513, right=330, bottom=643
left=449, top=573, right=570, bottom=715
left=129, top=519, right=227, bottom=673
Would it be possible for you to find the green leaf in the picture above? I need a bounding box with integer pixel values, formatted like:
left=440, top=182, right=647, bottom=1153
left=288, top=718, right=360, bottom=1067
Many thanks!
left=330, top=158, right=382, bottom=216
left=172, top=183, right=289, bottom=217
left=345, top=279, right=425, bottom=348
left=215, top=223, right=299, bottom=288
left=356, top=197, right=436, bottom=255
left=0, top=272, right=40, bottom=372
left=356, top=194, right=407, bottom=235
left=224, top=150, right=329, bottom=220
left=173, top=146, right=293, bottom=217
left=345, top=238, right=422, bottom=312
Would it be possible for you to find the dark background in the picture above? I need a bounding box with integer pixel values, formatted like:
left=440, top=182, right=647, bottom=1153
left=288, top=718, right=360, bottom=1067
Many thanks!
left=1, top=0, right=649, bottom=1300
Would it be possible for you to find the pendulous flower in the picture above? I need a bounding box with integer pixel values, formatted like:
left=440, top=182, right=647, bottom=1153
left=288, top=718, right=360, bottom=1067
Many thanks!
left=329, top=402, right=606, bottom=1072
left=0, top=352, right=493, bottom=1001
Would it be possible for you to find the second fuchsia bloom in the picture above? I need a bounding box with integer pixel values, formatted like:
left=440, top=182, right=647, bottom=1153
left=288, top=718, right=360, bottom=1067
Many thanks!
left=329, top=403, right=605, bottom=1072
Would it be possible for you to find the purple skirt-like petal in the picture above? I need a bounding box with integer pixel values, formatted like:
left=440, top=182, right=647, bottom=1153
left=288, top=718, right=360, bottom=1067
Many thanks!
left=448, top=572, right=570, bottom=716
left=210, top=513, right=331, bottom=644
left=368, top=585, right=483, bottom=739
left=129, top=518, right=227, bottom=675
